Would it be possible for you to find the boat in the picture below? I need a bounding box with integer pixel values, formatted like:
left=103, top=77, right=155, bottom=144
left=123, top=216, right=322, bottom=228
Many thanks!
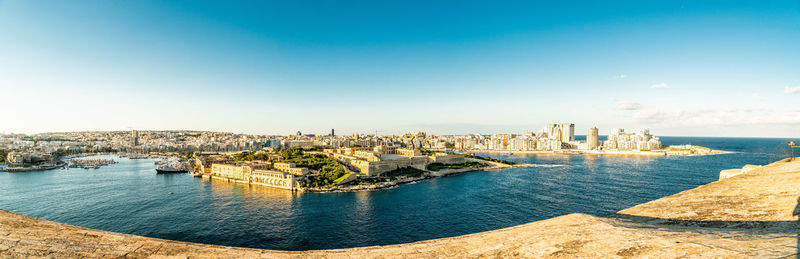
left=156, top=165, right=188, bottom=174
left=156, top=158, right=188, bottom=174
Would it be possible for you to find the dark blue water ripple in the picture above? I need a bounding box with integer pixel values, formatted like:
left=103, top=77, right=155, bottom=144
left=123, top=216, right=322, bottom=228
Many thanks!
left=0, top=137, right=789, bottom=250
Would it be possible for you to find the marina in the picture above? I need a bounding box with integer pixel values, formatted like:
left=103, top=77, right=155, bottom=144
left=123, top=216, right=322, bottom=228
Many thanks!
left=68, top=158, right=117, bottom=169
left=121, top=153, right=159, bottom=159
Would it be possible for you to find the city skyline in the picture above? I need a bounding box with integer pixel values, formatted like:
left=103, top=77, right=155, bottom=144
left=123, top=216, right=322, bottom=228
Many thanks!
left=1, top=1, right=799, bottom=137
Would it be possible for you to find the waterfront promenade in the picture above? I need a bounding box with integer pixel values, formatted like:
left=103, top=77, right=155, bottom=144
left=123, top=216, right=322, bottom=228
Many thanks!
left=1, top=159, right=799, bottom=258
left=465, top=144, right=726, bottom=157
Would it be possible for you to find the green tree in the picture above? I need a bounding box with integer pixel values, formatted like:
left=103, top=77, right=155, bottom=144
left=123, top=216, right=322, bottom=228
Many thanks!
left=184, top=151, right=195, bottom=160
left=277, top=148, right=304, bottom=159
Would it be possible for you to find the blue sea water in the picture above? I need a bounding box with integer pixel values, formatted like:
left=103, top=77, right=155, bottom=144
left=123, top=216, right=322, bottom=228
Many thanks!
left=0, top=137, right=793, bottom=250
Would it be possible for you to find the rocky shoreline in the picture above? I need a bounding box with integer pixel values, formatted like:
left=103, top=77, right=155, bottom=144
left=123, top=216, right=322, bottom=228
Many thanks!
left=1, top=161, right=67, bottom=172
left=465, top=145, right=727, bottom=157
left=302, top=160, right=541, bottom=193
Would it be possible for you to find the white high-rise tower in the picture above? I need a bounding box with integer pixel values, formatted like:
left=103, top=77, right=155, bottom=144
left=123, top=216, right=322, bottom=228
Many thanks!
left=587, top=127, right=599, bottom=150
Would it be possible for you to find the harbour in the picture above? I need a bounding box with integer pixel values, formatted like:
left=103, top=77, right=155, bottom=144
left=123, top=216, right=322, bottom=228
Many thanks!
left=0, top=136, right=782, bottom=251
left=3, top=156, right=799, bottom=257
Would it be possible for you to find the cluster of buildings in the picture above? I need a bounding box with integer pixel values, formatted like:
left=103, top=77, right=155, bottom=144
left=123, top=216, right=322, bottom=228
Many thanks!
left=0, top=130, right=270, bottom=158
left=457, top=123, right=576, bottom=152
left=277, top=131, right=450, bottom=151
left=0, top=125, right=669, bottom=189
left=1, top=150, right=64, bottom=172
left=2, top=124, right=664, bottom=172
left=604, top=128, right=662, bottom=151
left=273, top=125, right=661, bottom=153
left=194, top=155, right=310, bottom=190
left=451, top=123, right=660, bottom=152
left=323, top=146, right=466, bottom=176
left=4, top=151, right=54, bottom=167
left=192, top=144, right=468, bottom=190
left=453, top=123, right=576, bottom=151
left=125, top=130, right=267, bottom=153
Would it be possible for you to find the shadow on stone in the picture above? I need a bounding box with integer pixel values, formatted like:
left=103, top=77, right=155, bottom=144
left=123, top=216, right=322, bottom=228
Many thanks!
left=598, top=196, right=800, bottom=258
left=794, top=197, right=800, bottom=259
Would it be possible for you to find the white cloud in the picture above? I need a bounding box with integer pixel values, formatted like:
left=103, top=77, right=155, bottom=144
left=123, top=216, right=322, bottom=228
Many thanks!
left=615, top=101, right=643, bottom=111
left=630, top=108, right=800, bottom=128
left=650, top=83, right=669, bottom=89
left=613, top=99, right=799, bottom=136
left=784, top=86, right=800, bottom=94
left=616, top=74, right=628, bottom=79
left=752, top=93, right=767, bottom=101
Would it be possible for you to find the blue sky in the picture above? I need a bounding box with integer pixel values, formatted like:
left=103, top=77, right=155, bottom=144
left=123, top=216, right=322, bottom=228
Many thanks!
left=1, top=1, right=799, bottom=137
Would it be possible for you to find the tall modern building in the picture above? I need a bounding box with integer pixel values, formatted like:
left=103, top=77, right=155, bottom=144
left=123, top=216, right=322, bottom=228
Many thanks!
left=587, top=127, right=599, bottom=150
left=331, top=129, right=335, bottom=137
left=559, top=123, right=575, bottom=143
left=542, top=124, right=558, bottom=139
left=130, top=129, right=139, bottom=147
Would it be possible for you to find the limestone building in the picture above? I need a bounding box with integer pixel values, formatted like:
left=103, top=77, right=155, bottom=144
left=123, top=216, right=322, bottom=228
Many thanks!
left=587, top=127, right=599, bottom=150
left=324, top=147, right=466, bottom=176
left=207, top=162, right=309, bottom=190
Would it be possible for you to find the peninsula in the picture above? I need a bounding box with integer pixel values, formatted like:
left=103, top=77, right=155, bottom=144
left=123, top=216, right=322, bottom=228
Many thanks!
left=192, top=147, right=539, bottom=192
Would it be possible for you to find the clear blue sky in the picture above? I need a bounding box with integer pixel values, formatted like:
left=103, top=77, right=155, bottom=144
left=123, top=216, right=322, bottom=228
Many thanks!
left=1, top=1, right=799, bottom=137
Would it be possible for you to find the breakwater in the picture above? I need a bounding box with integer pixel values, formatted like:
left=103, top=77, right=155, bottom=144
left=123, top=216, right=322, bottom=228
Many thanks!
left=69, top=158, right=117, bottom=169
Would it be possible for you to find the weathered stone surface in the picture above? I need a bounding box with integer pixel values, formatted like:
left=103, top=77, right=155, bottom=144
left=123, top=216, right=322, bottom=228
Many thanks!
left=1, top=159, right=799, bottom=258
left=719, top=164, right=763, bottom=181
left=620, top=159, right=800, bottom=222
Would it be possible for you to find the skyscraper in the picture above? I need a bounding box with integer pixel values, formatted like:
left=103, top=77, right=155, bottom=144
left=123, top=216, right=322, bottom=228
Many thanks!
left=331, top=129, right=335, bottom=137
left=540, top=124, right=559, bottom=139
left=560, top=123, right=575, bottom=143
left=587, top=127, right=599, bottom=150
left=130, top=129, right=139, bottom=147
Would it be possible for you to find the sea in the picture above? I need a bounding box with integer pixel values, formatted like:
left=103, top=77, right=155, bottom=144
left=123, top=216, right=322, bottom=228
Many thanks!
left=0, top=137, right=793, bottom=250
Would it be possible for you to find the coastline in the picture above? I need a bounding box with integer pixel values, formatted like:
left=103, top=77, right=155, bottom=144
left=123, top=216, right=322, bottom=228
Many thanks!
left=297, top=145, right=726, bottom=193
left=2, top=158, right=797, bottom=257
left=465, top=145, right=727, bottom=157
left=0, top=161, right=66, bottom=172
left=0, top=152, right=162, bottom=173
left=298, top=159, right=540, bottom=193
